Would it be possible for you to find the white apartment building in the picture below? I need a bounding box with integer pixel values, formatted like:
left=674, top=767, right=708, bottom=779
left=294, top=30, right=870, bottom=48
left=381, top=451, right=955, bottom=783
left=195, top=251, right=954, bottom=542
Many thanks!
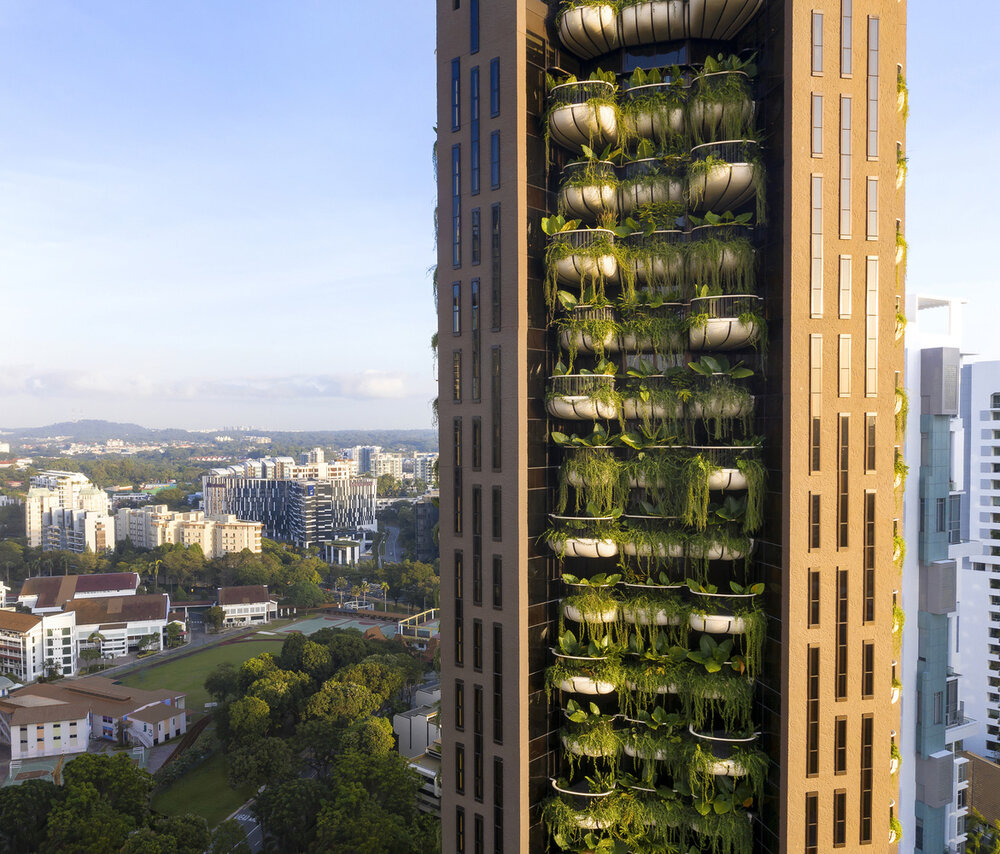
left=25, top=471, right=115, bottom=553
left=116, top=504, right=262, bottom=558
left=413, top=453, right=439, bottom=486
left=0, top=609, right=76, bottom=682
left=217, top=586, right=277, bottom=626
left=373, top=452, right=405, bottom=480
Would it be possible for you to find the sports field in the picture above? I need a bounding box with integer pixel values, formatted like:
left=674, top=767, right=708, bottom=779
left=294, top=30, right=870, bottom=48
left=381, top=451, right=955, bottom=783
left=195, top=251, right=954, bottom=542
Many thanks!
left=152, top=750, right=254, bottom=826
left=118, top=639, right=283, bottom=712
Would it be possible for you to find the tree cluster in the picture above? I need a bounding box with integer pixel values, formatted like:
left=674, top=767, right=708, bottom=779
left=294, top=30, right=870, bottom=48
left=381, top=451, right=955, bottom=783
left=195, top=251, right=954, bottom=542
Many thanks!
left=0, top=752, right=248, bottom=854
left=205, top=628, right=437, bottom=853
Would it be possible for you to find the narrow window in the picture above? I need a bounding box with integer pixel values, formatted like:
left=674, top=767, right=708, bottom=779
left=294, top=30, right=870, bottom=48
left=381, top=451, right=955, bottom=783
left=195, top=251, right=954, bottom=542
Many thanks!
left=867, top=17, right=879, bottom=158
left=474, top=684, right=483, bottom=737
left=489, top=58, right=500, bottom=117
left=492, top=556, right=502, bottom=608
left=865, top=257, right=879, bottom=396
left=454, top=419, right=463, bottom=535
left=811, top=94, right=823, bottom=156
left=808, top=569, right=821, bottom=627
left=863, top=492, right=876, bottom=622
left=470, top=67, right=480, bottom=195
left=472, top=417, right=482, bottom=469
left=836, top=568, right=848, bottom=699
left=493, top=757, right=504, bottom=853
left=456, top=743, right=465, bottom=793
left=936, top=497, right=947, bottom=533
left=452, top=283, right=461, bottom=334
left=860, top=715, right=874, bottom=842
left=491, top=486, right=502, bottom=539
left=809, top=494, right=821, bottom=550
left=451, top=59, right=461, bottom=130
left=455, top=617, right=464, bottom=665
left=838, top=256, right=852, bottom=318
left=865, top=414, right=876, bottom=471
left=453, top=351, right=463, bottom=402
left=457, top=807, right=465, bottom=854
left=473, top=618, right=483, bottom=670
left=472, top=553, right=482, bottom=606
left=474, top=814, right=483, bottom=854
left=839, top=96, right=852, bottom=238
left=811, top=175, right=823, bottom=317
left=810, top=334, right=823, bottom=473
left=841, top=0, right=853, bottom=76
left=833, top=790, right=847, bottom=847
left=490, top=131, right=500, bottom=189
left=838, top=415, right=849, bottom=548
left=471, top=210, right=481, bottom=264
left=866, top=177, right=878, bottom=239
left=493, top=624, right=503, bottom=743
left=471, top=279, right=481, bottom=401
left=812, top=12, right=824, bottom=75
left=838, top=334, right=851, bottom=397
left=490, top=204, right=501, bottom=330
left=807, top=646, right=820, bottom=775
left=491, top=348, right=502, bottom=469
left=455, top=680, right=465, bottom=730
left=834, top=717, right=847, bottom=773
left=862, top=641, right=874, bottom=697
left=806, top=793, right=819, bottom=853
left=470, top=0, right=479, bottom=54
left=452, top=145, right=462, bottom=267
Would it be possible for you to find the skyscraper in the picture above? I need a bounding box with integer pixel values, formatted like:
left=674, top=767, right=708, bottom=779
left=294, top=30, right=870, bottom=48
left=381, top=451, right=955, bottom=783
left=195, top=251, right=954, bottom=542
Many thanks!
left=437, top=2, right=906, bottom=851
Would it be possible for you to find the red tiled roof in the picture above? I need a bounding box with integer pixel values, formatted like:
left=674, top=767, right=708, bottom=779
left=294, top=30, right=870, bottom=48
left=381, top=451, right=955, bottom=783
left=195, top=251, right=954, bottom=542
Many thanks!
left=65, top=594, right=168, bottom=626
left=218, top=585, right=270, bottom=606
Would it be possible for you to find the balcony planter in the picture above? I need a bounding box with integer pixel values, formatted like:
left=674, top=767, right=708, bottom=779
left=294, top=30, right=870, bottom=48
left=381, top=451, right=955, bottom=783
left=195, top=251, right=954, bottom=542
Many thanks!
left=556, top=2, right=620, bottom=60
left=560, top=710, right=624, bottom=773
left=618, top=0, right=686, bottom=46
left=686, top=379, right=755, bottom=441
left=618, top=157, right=686, bottom=216
left=546, top=373, right=620, bottom=421
left=558, top=445, right=625, bottom=517
left=622, top=82, right=686, bottom=148
left=622, top=726, right=682, bottom=762
left=620, top=588, right=690, bottom=631
left=618, top=301, right=687, bottom=356
left=548, top=80, right=619, bottom=152
left=687, top=0, right=763, bottom=40
left=622, top=230, right=686, bottom=294
left=688, top=222, right=757, bottom=294
left=688, top=70, right=755, bottom=145
left=620, top=374, right=687, bottom=425
left=686, top=671, right=755, bottom=734
left=687, top=294, right=763, bottom=351
left=889, top=741, right=901, bottom=775
left=688, top=591, right=759, bottom=635
left=688, top=140, right=765, bottom=223
left=547, top=654, right=622, bottom=698
left=559, top=159, right=620, bottom=221
left=889, top=815, right=903, bottom=844
left=688, top=726, right=761, bottom=777
left=557, top=305, right=621, bottom=367
left=890, top=677, right=902, bottom=705
left=563, top=597, right=621, bottom=626
left=547, top=228, right=621, bottom=306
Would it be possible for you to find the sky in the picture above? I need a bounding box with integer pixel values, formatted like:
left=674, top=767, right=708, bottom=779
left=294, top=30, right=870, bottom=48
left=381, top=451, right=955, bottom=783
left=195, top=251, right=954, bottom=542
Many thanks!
left=0, top=2, right=996, bottom=431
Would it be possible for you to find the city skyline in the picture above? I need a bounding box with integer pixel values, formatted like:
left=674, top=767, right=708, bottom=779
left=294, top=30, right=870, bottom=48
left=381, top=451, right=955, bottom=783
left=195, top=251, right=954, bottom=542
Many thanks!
left=1, top=1, right=996, bottom=431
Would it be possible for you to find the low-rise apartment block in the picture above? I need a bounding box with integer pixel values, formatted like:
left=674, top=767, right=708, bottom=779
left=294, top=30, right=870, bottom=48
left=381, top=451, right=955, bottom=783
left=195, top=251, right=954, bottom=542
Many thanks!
left=116, top=504, right=262, bottom=558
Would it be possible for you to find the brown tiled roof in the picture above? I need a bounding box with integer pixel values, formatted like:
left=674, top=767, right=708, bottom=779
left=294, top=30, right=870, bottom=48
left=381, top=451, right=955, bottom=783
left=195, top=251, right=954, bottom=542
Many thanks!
left=218, top=585, right=270, bottom=606
left=65, top=594, right=168, bottom=626
left=0, top=611, right=42, bottom=632
left=74, top=573, right=139, bottom=594
left=0, top=699, right=90, bottom=726
left=18, top=576, right=76, bottom=609
left=129, top=703, right=179, bottom=724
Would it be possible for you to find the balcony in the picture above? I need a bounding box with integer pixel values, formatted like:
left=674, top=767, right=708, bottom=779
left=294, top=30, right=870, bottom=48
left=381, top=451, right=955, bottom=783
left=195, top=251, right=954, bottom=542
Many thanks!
left=548, top=80, right=619, bottom=152
left=688, top=140, right=762, bottom=217
left=687, top=294, right=763, bottom=351
left=558, top=159, right=619, bottom=222
left=557, top=3, right=619, bottom=60
left=618, top=157, right=685, bottom=216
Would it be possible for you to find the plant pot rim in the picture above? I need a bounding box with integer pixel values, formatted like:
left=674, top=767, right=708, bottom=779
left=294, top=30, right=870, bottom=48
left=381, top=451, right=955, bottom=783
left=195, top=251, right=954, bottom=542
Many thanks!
left=550, top=80, right=616, bottom=96
left=564, top=158, right=617, bottom=171
left=690, top=138, right=760, bottom=154
left=688, top=725, right=758, bottom=743
left=687, top=443, right=761, bottom=451
left=625, top=81, right=686, bottom=96
left=689, top=293, right=762, bottom=304
left=551, top=649, right=611, bottom=662
left=691, top=222, right=754, bottom=232
left=692, top=590, right=758, bottom=600
left=696, top=70, right=751, bottom=82
left=550, top=778, right=616, bottom=798
left=549, top=373, right=616, bottom=380
left=559, top=444, right=616, bottom=450
left=563, top=579, right=618, bottom=589
left=622, top=513, right=681, bottom=521
left=551, top=227, right=617, bottom=240
left=551, top=513, right=619, bottom=522
left=621, top=581, right=685, bottom=591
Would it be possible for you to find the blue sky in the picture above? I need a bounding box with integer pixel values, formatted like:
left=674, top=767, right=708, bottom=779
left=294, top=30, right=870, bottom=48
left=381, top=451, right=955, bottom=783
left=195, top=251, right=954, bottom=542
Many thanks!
left=0, top=2, right=995, bottom=430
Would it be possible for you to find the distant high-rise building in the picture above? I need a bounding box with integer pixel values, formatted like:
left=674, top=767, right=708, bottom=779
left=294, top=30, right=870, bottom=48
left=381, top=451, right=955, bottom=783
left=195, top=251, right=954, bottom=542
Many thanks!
left=25, top=471, right=115, bottom=553
left=437, top=1, right=907, bottom=851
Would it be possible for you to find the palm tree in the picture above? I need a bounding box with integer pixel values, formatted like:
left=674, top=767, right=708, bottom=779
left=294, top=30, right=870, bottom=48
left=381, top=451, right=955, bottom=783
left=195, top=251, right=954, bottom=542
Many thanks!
left=360, top=581, right=371, bottom=607
left=335, top=576, right=348, bottom=604
left=350, top=585, right=361, bottom=606
left=379, top=581, right=390, bottom=612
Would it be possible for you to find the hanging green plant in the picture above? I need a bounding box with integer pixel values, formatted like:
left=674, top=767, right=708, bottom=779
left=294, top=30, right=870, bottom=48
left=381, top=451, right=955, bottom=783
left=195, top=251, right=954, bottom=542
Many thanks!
left=896, top=68, right=909, bottom=120
left=618, top=587, right=692, bottom=649
left=685, top=738, right=767, bottom=806
left=687, top=212, right=757, bottom=295
left=559, top=446, right=626, bottom=515
left=688, top=54, right=756, bottom=145
left=556, top=299, right=622, bottom=371
left=621, top=66, right=688, bottom=151
left=685, top=670, right=755, bottom=735
left=545, top=654, right=626, bottom=702
left=688, top=142, right=766, bottom=225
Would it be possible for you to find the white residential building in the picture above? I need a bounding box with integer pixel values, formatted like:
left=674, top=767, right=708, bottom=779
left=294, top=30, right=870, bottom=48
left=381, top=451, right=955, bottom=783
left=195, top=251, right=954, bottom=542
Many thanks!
left=373, top=452, right=405, bottom=480
left=413, top=453, right=439, bottom=486
left=116, top=505, right=262, bottom=558
left=25, top=471, right=115, bottom=553
left=217, top=586, right=278, bottom=626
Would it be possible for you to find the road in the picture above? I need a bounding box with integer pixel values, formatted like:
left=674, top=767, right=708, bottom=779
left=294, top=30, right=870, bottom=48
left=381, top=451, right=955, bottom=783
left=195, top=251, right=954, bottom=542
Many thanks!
left=383, top=525, right=401, bottom=564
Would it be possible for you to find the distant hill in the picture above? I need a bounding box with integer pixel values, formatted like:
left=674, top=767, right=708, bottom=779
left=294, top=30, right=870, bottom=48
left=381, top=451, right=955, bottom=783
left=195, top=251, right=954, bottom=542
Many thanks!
left=1, top=420, right=438, bottom=453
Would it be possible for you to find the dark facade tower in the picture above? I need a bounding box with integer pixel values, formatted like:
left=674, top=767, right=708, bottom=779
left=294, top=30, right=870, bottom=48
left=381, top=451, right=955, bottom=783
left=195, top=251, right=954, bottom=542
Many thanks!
left=437, top=2, right=906, bottom=851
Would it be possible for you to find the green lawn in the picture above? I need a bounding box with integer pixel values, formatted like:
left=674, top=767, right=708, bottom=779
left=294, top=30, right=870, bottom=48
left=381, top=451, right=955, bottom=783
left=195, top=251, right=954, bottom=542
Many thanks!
left=152, top=751, right=253, bottom=827
left=118, top=639, right=283, bottom=711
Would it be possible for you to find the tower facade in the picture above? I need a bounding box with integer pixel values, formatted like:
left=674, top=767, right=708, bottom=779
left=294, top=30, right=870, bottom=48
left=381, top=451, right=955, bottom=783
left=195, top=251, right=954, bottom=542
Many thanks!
left=436, top=2, right=906, bottom=851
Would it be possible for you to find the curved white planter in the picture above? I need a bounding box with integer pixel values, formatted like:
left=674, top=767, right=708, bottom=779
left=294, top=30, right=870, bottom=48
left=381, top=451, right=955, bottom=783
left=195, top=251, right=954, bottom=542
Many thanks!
left=895, top=393, right=904, bottom=415
left=549, top=103, right=619, bottom=152
left=622, top=398, right=685, bottom=421
left=687, top=0, right=764, bottom=40
left=558, top=4, right=620, bottom=59
left=562, top=734, right=616, bottom=758
left=688, top=317, right=759, bottom=350
left=621, top=605, right=683, bottom=626
left=559, top=183, right=619, bottom=222
left=621, top=540, right=681, bottom=559
left=689, top=97, right=755, bottom=143
left=549, top=537, right=619, bottom=559
left=558, top=675, right=617, bottom=695
left=626, top=679, right=678, bottom=695
left=623, top=105, right=685, bottom=144
left=689, top=160, right=759, bottom=213
left=566, top=469, right=618, bottom=491
left=559, top=328, right=620, bottom=355
left=563, top=601, right=620, bottom=624
left=707, top=467, right=747, bottom=491
left=618, top=0, right=686, bottom=45
left=625, top=251, right=685, bottom=287
left=689, top=612, right=748, bottom=634
left=709, top=757, right=748, bottom=777
left=619, top=175, right=685, bottom=215
left=553, top=251, right=619, bottom=288
left=889, top=829, right=898, bottom=844
left=546, top=396, right=620, bottom=421
left=891, top=685, right=901, bottom=704
left=889, top=756, right=900, bottom=775
left=688, top=395, right=754, bottom=420
left=623, top=742, right=672, bottom=761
